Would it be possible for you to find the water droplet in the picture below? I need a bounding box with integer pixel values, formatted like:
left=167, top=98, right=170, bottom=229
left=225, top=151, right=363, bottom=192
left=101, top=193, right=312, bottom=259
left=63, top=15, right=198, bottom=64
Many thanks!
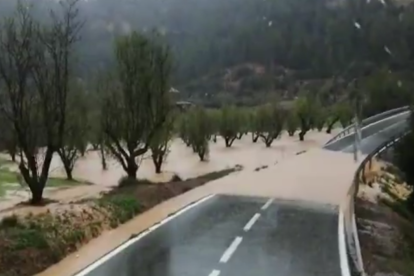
left=384, top=46, right=392, bottom=55
left=354, top=22, right=361, bottom=29
left=268, top=21, right=273, bottom=27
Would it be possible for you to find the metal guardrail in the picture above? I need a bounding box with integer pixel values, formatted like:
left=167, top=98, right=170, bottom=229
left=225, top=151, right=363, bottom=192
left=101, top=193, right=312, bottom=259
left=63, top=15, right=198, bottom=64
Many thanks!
left=325, top=106, right=410, bottom=146
left=343, top=129, right=410, bottom=276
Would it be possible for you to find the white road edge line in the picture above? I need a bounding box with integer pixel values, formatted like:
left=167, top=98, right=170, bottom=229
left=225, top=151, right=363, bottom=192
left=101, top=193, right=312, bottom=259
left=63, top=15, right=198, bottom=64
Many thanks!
left=208, top=269, right=221, bottom=276
left=220, top=236, right=243, bottom=263
left=243, top=213, right=261, bottom=231
left=338, top=211, right=351, bottom=276
left=74, top=194, right=216, bottom=276
left=261, top=198, right=273, bottom=210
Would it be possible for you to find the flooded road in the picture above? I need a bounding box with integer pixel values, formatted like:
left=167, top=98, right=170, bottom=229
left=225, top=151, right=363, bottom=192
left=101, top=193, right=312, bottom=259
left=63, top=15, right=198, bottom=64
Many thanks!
left=74, top=195, right=340, bottom=276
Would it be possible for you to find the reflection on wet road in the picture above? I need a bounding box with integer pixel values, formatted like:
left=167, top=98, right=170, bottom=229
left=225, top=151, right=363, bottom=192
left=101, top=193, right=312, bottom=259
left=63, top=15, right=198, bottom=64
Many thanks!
left=76, top=195, right=340, bottom=276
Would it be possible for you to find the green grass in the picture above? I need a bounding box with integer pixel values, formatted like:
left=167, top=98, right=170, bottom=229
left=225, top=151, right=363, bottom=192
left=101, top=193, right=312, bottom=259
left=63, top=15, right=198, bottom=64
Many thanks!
left=0, top=169, right=19, bottom=197
left=0, top=158, right=15, bottom=168
left=0, top=166, right=85, bottom=198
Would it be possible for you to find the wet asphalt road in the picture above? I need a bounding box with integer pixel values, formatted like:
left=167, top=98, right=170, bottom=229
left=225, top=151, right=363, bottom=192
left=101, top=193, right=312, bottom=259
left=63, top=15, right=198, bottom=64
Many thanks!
left=78, top=195, right=341, bottom=276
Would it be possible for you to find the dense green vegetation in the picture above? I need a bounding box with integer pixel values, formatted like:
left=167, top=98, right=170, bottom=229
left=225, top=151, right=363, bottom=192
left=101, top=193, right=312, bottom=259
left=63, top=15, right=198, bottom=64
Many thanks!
left=1, top=0, right=414, bottom=109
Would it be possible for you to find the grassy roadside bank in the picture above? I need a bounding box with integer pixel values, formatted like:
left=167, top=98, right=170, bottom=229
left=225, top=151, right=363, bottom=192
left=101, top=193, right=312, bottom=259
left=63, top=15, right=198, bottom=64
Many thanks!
left=0, top=167, right=241, bottom=276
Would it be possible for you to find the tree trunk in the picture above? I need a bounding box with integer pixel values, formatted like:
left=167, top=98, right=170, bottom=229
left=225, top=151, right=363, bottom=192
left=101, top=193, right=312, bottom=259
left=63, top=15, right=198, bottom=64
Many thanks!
left=58, top=150, right=75, bottom=180
left=288, top=130, right=295, bottom=137
left=198, top=150, right=205, bottom=161
left=63, top=163, right=73, bottom=180
left=213, top=135, right=217, bottom=143
left=225, top=137, right=236, bottom=147
left=9, top=150, right=16, bottom=162
left=100, top=144, right=107, bottom=170
left=155, top=164, right=161, bottom=174
left=326, top=120, right=337, bottom=134
left=30, top=185, right=44, bottom=205
left=252, top=133, right=259, bottom=143
left=152, top=153, right=163, bottom=174
left=299, top=131, right=306, bottom=141
left=24, top=175, right=45, bottom=206
left=126, top=158, right=138, bottom=178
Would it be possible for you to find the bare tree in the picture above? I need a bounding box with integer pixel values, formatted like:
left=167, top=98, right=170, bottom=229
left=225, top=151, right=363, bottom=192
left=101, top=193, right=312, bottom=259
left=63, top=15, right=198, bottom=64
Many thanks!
left=101, top=31, right=172, bottom=179
left=0, top=0, right=82, bottom=204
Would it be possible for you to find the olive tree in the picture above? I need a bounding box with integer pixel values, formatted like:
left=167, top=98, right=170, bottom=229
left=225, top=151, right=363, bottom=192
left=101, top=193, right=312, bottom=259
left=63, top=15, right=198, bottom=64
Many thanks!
left=286, top=110, right=299, bottom=137
left=255, top=104, right=286, bottom=147
left=236, top=108, right=249, bottom=140
left=314, top=108, right=327, bottom=132
left=101, top=31, right=172, bottom=179
left=325, top=105, right=340, bottom=134
left=219, top=106, right=241, bottom=147
left=177, top=113, right=191, bottom=147
left=295, top=97, right=315, bottom=141
left=186, top=107, right=211, bottom=161
left=337, top=102, right=353, bottom=128
left=248, top=110, right=260, bottom=142
left=207, top=109, right=220, bottom=143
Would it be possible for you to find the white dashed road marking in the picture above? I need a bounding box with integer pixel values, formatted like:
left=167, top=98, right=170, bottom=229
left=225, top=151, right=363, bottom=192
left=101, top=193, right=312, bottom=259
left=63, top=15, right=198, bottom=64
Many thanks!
left=208, top=269, right=221, bottom=276
left=220, top=236, right=243, bottom=263
left=243, top=213, right=261, bottom=232
left=211, top=198, right=273, bottom=274
left=261, top=198, right=273, bottom=210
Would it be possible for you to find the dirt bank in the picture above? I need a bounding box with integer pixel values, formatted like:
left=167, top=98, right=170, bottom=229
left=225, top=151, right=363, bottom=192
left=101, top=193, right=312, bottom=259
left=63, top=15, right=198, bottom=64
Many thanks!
left=356, top=160, right=414, bottom=276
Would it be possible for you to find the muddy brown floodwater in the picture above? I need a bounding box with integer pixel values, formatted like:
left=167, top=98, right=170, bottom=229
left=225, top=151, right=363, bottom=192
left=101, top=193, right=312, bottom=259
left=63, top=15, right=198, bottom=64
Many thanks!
left=1, top=131, right=337, bottom=213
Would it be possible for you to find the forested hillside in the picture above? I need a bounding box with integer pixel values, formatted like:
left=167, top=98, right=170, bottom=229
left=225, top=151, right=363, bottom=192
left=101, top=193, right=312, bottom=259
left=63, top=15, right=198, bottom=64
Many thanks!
left=1, top=0, right=414, bottom=111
